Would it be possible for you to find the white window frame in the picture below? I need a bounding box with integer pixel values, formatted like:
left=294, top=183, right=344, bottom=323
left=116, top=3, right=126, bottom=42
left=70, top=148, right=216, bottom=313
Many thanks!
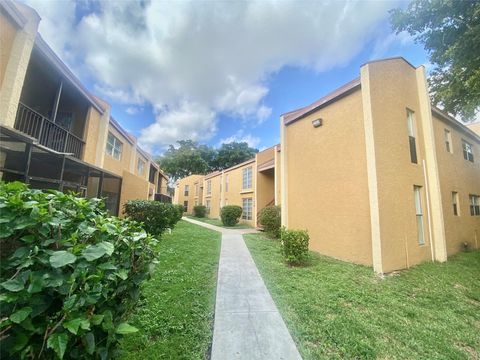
left=242, top=167, right=252, bottom=189
left=207, top=180, right=212, bottom=195
left=407, top=109, right=418, bottom=164
left=470, top=195, right=480, bottom=216
left=462, top=140, right=474, bottom=162
left=137, top=158, right=145, bottom=175
left=444, top=129, right=452, bottom=153
left=242, top=198, right=253, bottom=220
left=414, top=186, right=425, bottom=245
left=106, top=132, right=123, bottom=160
left=206, top=199, right=211, bottom=214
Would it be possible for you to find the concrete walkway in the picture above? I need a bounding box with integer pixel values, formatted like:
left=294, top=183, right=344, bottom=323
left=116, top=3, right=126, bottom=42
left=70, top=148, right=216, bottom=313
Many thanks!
left=183, top=217, right=302, bottom=360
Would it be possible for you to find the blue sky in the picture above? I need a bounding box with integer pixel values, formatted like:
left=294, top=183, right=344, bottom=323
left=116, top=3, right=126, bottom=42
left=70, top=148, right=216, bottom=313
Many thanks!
left=26, top=0, right=429, bottom=154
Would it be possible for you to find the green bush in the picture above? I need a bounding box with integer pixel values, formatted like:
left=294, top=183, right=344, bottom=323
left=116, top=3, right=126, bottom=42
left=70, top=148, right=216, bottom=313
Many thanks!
left=280, top=227, right=309, bottom=265
left=123, top=200, right=183, bottom=236
left=0, top=182, right=158, bottom=359
left=259, top=206, right=281, bottom=238
left=193, top=205, right=207, bottom=218
left=220, top=205, right=243, bottom=227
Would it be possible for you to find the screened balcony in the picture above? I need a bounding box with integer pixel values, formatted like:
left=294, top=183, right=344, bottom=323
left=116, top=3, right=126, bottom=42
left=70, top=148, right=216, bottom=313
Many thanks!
left=13, top=44, right=93, bottom=159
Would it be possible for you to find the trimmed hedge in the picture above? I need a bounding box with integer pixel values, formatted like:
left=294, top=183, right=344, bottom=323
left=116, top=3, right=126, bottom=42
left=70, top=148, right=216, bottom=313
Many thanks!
left=280, top=227, right=309, bottom=265
left=259, top=206, right=281, bottom=238
left=220, top=205, right=243, bottom=227
left=123, top=200, right=183, bottom=236
left=0, top=182, right=158, bottom=359
left=193, top=205, right=207, bottom=218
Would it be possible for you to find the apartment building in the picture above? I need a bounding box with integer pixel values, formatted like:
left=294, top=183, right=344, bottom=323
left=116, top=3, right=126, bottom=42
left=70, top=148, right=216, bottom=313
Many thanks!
left=0, top=0, right=169, bottom=216
left=281, top=57, right=480, bottom=273
left=174, top=145, right=281, bottom=226
left=173, top=174, right=205, bottom=214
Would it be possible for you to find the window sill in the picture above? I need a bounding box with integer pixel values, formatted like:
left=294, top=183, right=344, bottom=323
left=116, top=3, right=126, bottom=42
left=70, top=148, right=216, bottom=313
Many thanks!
left=240, top=189, right=254, bottom=194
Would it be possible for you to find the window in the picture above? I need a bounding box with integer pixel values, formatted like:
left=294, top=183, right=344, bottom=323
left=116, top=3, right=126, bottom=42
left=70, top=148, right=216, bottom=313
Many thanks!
left=462, top=140, right=474, bottom=162
left=407, top=109, right=417, bottom=164
left=206, top=199, right=211, bottom=214
left=183, top=200, right=188, bottom=212
left=195, top=184, right=199, bottom=196
left=137, top=158, right=145, bottom=175
left=207, top=180, right=212, bottom=195
left=470, top=195, right=480, bottom=216
left=452, top=192, right=459, bottom=216
left=106, top=132, right=122, bottom=160
left=184, top=184, right=189, bottom=196
left=242, top=167, right=252, bottom=189
left=242, top=198, right=253, bottom=220
left=195, top=200, right=198, bottom=206
left=414, top=186, right=425, bottom=245
left=225, top=174, right=229, bottom=192
left=444, top=129, right=452, bottom=153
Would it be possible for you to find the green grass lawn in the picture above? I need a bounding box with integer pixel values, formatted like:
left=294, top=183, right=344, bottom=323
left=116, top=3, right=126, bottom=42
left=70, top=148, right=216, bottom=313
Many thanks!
left=245, top=233, right=480, bottom=360
left=119, top=220, right=221, bottom=359
left=186, top=215, right=252, bottom=229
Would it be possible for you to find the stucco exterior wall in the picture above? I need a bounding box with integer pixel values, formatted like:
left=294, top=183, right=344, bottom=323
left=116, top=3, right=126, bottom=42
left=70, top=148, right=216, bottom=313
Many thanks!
left=82, top=106, right=104, bottom=165
left=362, top=59, right=433, bottom=273
left=284, top=89, right=373, bottom=265
left=118, top=170, right=150, bottom=217
left=222, top=160, right=256, bottom=226
left=466, top=122, right=480, bottom=137
left=204, top=172, right=223, bottom=219
left=0, top=10, right=17, bottom=88
left=433, top=115, right=480, bottom=254
left=102, top=124, right=134, bottom=177
left=174, top=174, right=205, bottom=214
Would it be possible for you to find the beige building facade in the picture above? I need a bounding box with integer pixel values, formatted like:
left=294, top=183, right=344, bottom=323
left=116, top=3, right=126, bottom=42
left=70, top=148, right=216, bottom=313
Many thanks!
left=0, top=1, right=169, bottom=216
left=281, top=57, right=480, bottom=273
left=174, top=145, right=281, bottom=227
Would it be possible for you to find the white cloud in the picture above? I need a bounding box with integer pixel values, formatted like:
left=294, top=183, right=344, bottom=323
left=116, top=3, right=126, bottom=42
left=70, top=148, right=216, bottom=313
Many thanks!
left=125, top=106, right=143, bottom=115
left=219, top=130, right=261, bottom=149
left=26, top=0, right=401, bottom=150
left=139, top=101, right=217, bottom=149
left=370, top=30, right=413, bottom=60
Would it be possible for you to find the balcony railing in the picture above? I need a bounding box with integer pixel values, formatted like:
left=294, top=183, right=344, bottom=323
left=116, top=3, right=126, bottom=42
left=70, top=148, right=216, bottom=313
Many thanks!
left=14, top=102, right=84, bottom=159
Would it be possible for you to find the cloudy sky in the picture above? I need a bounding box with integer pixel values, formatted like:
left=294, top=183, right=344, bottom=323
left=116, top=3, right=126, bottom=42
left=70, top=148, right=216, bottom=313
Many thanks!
left=24, top=0, right=428, bottom=154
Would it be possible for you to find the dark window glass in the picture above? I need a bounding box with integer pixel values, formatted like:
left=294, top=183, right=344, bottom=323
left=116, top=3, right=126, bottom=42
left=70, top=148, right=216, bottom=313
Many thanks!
left=409, top=136, right=418, bottom=164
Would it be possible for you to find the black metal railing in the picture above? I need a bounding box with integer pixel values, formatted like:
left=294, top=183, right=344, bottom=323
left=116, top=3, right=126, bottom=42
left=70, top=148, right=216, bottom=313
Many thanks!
left=14, top=102, right=84, bottom=159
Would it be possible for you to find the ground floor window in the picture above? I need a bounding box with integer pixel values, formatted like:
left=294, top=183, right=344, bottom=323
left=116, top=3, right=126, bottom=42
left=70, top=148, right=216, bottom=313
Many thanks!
left=206, top=199, right=211, bottom=214
left=183, top=200, right=188, bottom=212
left=413, top=186, right=425, bottom=245
left=242, top=198, right=253, bottom=220
left=452, top=191, right=459, bottom=216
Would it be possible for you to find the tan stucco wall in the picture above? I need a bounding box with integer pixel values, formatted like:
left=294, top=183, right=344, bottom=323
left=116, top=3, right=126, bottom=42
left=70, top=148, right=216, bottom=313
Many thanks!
left=221, top=160, right=256, bottom=226
left=0, top=3, right=39, bottom=127
left=284, top=89, right=373, bottom=265
left=362, top=59, right=433, bottom=273
left=204, top=172, right=223, bottom=219
left=102, top=124, right=134, bottom=177
left=466, top=122, right=480, bottom=137
left=0, top=10, right=17, bottom=88
left=433, top=115, right=480, bottom=254
left=174, top=174, right=205, bottom=214
left=275, top=147, right=282, bottom=206
left=82, top=106, right=104, bottom=165
left=118, top=170, right=150, bottom=217
left=256, top=146, right=276, bottom=224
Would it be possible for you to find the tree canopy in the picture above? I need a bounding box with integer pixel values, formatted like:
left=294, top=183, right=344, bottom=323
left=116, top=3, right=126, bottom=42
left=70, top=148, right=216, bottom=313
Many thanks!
left=156, top=140, right=258, bottom=181
left=390, top=0, right=480, bottom=121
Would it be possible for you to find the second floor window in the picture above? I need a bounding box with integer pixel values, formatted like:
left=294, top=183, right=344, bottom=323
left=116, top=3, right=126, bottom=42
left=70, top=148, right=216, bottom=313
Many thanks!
left=242, top=167, right=252, bottom=189
left=207, top=180, right=212, bottom=195
left=470, top=195, right=480, bottom=216
left=444, top=129, right=452, bottom=153
left=137, top=158, right=145, bottom=175
left=184, top=184, right=189, bottom=196
left=407, top=109, right=417, bottom=164
left=452, top=191, right=459, bottom=216
left=106, top=132, right=122, bottom=160
left=462, top=140, right=474, bottom=162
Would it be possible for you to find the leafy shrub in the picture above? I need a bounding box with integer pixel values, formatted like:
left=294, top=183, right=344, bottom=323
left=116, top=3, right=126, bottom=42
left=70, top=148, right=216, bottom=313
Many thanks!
left=220, top=205, right=243, bottom=227
left=0, top=182, right=158, bottom=359
left=123, top=200, right=183, bottom=236
left=280, top=227, right=309, bottom=265
left=193, top=205, right=207, bottom=218
left=259, top=206, right=281, bottom=238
